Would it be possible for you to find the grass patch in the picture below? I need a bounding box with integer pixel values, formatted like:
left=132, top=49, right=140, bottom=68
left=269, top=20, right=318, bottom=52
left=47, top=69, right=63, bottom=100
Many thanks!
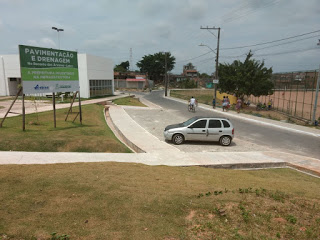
left=0, top=165, right=319, bottom=239
left=0, top=104, right=131, bottom=153
left=113, top=96, right=147, bottom=107
left=171, top=89, right=218, bottom=106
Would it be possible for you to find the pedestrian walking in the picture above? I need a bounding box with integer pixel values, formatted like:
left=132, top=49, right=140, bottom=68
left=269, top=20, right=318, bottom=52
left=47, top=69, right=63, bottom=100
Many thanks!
left=222, top=96, right=227, bottom=111
left=236, top=98, right=242, bottom=113
left=268, top=99, right=272, bottom=110
left=226, top=96, right=230, bottom=110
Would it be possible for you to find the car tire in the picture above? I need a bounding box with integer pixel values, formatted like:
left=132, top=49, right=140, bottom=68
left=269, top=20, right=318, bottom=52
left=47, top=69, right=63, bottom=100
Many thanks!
left=219, top=136, right=232, bottom=146
left=173, top=134, right=184, bottom=145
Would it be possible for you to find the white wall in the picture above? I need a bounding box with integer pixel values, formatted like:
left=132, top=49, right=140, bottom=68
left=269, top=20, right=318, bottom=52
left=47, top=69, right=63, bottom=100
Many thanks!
left=77, top=54, right=114, bottom=98
left=0, top=55, right=21, bottom=96
left=0, top=53, right=114, bottom=98
left=85, top=54, right=114, bottom=98
left=77, top=54, right=89, bottom=98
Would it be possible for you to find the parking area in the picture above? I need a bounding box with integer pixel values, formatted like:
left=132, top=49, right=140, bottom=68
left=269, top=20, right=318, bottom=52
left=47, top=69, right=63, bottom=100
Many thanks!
left=124, top=107, right=272, bottom=153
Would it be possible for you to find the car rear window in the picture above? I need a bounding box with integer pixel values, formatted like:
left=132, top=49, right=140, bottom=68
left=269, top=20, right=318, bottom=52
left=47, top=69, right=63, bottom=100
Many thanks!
left=189, top=120, right=207, bottom=128
left=222, top=120, right=231, bottom=128
left=208, top=120, right=222, bottom=128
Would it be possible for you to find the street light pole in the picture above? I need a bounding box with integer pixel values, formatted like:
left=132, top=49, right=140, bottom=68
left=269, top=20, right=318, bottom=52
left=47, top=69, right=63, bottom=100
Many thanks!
left=52, top=27, right=64, bottom=49
left=51, top=26, right=63, bottom=128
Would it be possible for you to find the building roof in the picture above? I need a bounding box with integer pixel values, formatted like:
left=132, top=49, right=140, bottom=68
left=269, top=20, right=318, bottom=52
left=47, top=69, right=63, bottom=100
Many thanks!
left=126, top=78, right=146, bottom=82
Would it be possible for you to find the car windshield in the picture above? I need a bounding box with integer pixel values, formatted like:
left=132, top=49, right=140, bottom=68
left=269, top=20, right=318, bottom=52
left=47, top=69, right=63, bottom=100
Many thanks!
left=182, top=117, right=199, bottom=127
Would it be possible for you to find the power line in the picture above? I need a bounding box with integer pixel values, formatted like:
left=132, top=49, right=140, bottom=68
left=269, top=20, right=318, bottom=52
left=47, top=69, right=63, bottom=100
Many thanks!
left=220, top=46, right=318, bottom=60
left=254, top=47, right=318, bottom=57
left=252, top=34, right=320, bottom=52
left=175, top=31, right=320, bottom=66
left=221, top=29, right=320, bottom=50
left=220, top=0, right=280, bottom=25
left=175, top=50, right=213, bottom=63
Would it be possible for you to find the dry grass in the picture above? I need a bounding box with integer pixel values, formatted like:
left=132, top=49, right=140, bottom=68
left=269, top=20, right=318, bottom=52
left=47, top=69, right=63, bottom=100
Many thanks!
left=0, top=163, right=319, bottom=239
left=171, top=89, right=217, bottom=106
left=0, top=104, right=131, bottom=153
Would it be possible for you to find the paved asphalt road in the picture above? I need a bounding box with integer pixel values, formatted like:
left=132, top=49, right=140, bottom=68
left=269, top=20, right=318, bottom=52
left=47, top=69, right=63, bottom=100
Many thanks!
left=124, top=90, right=320, bottom=160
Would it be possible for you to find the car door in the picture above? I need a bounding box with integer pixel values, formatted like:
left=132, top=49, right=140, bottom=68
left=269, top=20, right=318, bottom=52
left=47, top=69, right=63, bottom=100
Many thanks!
left=185, top=119, right=208, bottom=141
left=207, top=119, right=223, bottom=141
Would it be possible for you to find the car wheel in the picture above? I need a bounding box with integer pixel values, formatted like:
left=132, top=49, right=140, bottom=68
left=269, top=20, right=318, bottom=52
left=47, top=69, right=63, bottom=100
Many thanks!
left=219, top=136, right=232, bottom=146
left=173, top=134, right=184, bottom=145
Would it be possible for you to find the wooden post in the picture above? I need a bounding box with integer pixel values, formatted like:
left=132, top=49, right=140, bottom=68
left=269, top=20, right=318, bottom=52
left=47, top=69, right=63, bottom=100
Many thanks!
left=0, top=87, right=23, bottom=128
left=78, top=91, right=82, bottom=124
left=53, top=92, right=56, bottom=128
left=65, top=91, right=77, bottom=121
left=22, top=93, right=25, bottom=131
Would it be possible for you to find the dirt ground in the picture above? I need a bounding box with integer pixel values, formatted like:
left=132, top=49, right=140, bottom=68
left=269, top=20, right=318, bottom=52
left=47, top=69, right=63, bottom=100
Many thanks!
left=239, top=105, right=320, bottom=129
left=250, top=90, right=320, bottom=120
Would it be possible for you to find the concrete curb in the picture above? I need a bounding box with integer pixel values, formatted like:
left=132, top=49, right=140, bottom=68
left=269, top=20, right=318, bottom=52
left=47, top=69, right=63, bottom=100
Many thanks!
left=287, top=163, right=320, bottom=178
left=104, top=106, right=145, bottom=153
left=199, top=162, right=288, bottom=170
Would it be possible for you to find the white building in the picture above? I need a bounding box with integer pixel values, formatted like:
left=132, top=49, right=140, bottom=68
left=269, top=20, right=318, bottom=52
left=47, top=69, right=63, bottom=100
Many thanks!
left=0, top=54, right=114, bottom=98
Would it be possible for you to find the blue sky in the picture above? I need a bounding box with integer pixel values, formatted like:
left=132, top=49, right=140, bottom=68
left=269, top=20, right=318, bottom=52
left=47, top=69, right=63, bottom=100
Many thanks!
left=0, top=0, right=319, bottom=74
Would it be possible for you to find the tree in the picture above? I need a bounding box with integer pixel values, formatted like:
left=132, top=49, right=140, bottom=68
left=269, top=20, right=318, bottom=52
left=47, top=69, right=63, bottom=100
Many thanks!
left=218, top=51, right=273, bottom=99
left=199, top=73, right=210, bottom=79
left=136, top=52, right=175, bottom=83
left=114, top=61, right=130, bottom=72
left=184, top=62, right=195, bottom=70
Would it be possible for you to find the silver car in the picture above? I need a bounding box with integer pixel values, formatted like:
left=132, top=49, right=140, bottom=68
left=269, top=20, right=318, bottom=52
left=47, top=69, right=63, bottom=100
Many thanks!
left=164, top=116, right=234, bottom=146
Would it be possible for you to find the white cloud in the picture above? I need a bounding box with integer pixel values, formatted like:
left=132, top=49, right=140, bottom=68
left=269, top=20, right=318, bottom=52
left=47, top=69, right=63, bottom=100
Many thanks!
left=137, top=0, right=167, bottom=17
left=26, top=38, right=56, bottom=48
left=154, top=22, right=173, bottom=38
left=0, top=0, right=319, bottom=73
left=180, top=0, right=209, bottom=20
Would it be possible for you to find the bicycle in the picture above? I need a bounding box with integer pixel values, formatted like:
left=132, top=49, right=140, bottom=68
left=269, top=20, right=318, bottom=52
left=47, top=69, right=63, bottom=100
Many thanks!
left=188, top=104, right=196, bottom=112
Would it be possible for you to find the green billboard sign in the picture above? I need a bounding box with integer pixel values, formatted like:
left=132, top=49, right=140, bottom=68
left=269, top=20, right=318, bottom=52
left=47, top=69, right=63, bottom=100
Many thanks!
left=19, top=45, right=79, bottom=94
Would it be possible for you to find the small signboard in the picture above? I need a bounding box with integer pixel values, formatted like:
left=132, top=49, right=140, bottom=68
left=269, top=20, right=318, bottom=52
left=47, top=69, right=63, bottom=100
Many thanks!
left=213, top=79, right=219, bottom=84
left=19, top=45, right=79, bottom=94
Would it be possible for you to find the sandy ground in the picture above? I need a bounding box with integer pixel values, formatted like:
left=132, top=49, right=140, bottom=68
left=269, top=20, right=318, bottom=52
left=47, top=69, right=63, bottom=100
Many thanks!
left=251, top=90, right=320, bottom=120
left=0, top=99, right=52, bottom=118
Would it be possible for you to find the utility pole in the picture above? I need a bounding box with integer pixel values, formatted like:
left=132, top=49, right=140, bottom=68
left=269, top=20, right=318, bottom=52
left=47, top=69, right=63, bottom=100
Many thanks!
left=312, top=65, right=320, bottom=125
left=312, top=40, right=320, bottom=125
left=200, top=26, right=221, bottom=107
left=164, top=52, right=168, bottom=96
left=129, top=48, right=133, bottom=71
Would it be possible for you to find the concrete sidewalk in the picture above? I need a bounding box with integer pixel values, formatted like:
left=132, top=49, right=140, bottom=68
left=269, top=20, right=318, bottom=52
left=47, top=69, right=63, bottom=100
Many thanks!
left=1, top=92, right=320, bottom=178
left=0, top=92, right=130, bottom=118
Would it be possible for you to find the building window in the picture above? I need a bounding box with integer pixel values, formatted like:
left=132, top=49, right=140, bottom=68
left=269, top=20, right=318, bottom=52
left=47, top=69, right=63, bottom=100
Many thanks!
left=89, top=79, right=112, bottom=97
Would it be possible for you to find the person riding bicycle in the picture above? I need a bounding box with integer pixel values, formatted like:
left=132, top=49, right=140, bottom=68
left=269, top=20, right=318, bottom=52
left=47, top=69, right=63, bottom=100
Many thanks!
left=189, top=96, right=197, bottom=110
